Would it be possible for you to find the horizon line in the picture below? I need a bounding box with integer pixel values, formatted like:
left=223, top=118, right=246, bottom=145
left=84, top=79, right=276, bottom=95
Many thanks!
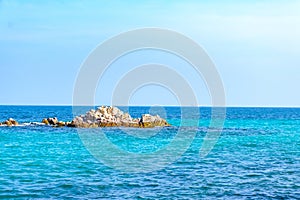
left=0, top=104, right=300, bottom=108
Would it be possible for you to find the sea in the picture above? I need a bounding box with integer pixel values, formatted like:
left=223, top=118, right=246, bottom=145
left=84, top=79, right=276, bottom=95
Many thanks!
left=0, top=106, right=299, bottom=199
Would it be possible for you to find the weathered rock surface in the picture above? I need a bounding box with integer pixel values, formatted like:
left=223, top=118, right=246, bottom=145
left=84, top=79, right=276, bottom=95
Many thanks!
left=69, top=106, right=170, bottom=128
left=140, top=114, right=169, bottom=128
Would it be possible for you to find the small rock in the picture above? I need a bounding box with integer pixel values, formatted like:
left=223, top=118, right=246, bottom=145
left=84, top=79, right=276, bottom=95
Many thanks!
left=4, top=120, right=12, bottom=126
left=42, top=118, right=49, bottom=125
left=4, top=118, right=18, bottom=126
left=66, top=122, right=75, bottom=127
left=47, top=117, right=58, bottom=125
left=57, top=121, right=65, bottom=127
left=140, top=114, right=170, bottom=128
left=10, top=119, right=18, bottom=126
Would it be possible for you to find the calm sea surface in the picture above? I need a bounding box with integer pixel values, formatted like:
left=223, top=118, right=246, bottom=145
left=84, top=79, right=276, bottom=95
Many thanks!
left=0, top=106, right=300, bottom=199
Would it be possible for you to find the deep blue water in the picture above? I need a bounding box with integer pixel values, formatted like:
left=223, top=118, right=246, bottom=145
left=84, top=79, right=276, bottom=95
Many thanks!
left=0, top=106, right=300, bottom=199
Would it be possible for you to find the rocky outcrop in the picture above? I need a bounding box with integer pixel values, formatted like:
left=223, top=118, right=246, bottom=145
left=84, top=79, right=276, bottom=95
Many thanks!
left=0, top=118, right=19, bottom=126
left=41, top=117, right=66, bottom=127
left=140, top=114, right=169, bottom=128
left=68, top=106, right=170, bottom=128
left=0, top=106, right=170, bottom=128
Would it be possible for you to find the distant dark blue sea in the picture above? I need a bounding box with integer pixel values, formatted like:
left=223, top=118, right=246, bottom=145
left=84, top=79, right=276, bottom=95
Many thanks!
left=0, top=106, right=300, bottom=199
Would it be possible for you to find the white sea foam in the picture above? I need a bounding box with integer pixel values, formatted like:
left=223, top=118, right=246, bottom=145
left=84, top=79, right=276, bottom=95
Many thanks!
left=22, top=122, right=46, bottom=126
left=0, top=122, right=47, bottom=127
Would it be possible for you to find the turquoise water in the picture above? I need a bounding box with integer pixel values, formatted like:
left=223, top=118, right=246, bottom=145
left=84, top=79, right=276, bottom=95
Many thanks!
left=0, top=106, right=300, bottom=199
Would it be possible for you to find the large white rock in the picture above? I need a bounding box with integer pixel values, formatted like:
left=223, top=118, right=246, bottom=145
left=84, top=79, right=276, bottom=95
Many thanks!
left=69, top=106, right=170, bottom=128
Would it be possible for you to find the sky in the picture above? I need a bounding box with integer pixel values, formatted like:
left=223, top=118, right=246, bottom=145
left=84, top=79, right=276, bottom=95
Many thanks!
left=0, top=0, right=300, bottom=106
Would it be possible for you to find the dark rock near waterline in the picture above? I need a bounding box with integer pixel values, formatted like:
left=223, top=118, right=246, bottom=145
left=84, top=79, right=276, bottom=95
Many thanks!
left=57, top=121, right=65, bottom=127
left=47, top=117, right=58, bottom=126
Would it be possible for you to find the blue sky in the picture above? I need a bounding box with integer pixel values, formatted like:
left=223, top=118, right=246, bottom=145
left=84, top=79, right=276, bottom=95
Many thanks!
left=0, top=0, right=300, bottom=106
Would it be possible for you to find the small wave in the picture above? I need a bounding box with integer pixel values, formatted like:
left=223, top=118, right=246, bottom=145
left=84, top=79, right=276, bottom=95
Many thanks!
left=0, top=122, right=47, bottom=127
left=22, top=122, right=47, bottom=126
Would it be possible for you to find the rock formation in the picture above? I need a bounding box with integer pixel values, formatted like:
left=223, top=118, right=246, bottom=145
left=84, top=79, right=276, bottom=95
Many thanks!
left=0, top=118, right=19, bottom=126
left=67, top=106, right=170, bottom=128
left=0, top=106, right=170, bottom=128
